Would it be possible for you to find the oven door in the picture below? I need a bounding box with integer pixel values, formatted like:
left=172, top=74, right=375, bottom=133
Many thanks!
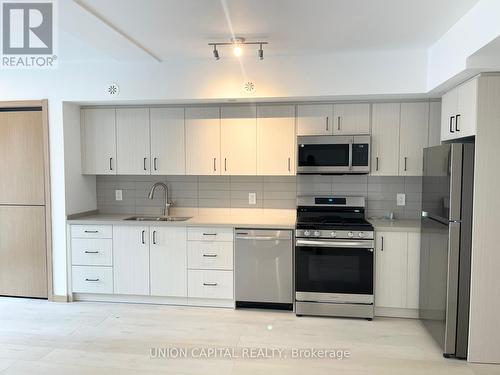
left=295, top=238, right=374, bottom=304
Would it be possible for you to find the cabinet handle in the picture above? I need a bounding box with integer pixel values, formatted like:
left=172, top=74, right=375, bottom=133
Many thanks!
left=84, top=251, right=99, bottom=254
left=404, top=157, right=407, bottom=171
left=152, top=230, right=156, bottom=245
left=109, top=157, right=113, bottom=171
left=85, top=278, right=100, bottom=282
left=450, top=116, right=455, bottom=133
left=326, top=116, right=329, bottom=131
left=455, top=114, right=460, bottom=132
left=376, top=157, right=379, bottom=171
left=203, top=282, right=218, bottom=287
left=337, top=116, right=341, bottom=131
left=154, top=157, right=158, bottom=171
left=141, top=230, right=146, bottom=244
left=213, top=158, right=216, bottom=172
left=203, top=233, right=217, bottom=236
left=224, top=158, right=227, bottom=172
left=203, top=254, right=218, bottom=258
left=381, top=236, right=384, bottom=251
left=143, top=157, right=147, bottom=171
left=288, top=157, right=291, bottom=172
left=84, top=230, right=98, bottom=233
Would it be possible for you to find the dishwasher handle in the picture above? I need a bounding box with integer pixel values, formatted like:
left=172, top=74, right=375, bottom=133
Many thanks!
left=235, top=235, right=282, bottom=241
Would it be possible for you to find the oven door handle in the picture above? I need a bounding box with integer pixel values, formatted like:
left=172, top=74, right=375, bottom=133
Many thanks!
left=296, top=239, right=374, bottom=249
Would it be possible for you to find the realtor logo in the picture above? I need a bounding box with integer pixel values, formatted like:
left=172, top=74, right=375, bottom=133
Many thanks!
left=1, top=1, right=57, bottom=68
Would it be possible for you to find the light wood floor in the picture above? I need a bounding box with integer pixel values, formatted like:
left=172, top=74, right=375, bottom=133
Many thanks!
left=0, top=297, right=499, bottom=375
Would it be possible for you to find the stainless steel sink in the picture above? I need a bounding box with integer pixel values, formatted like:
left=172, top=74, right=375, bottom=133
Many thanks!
left=124, top=216, right=192, bottom=222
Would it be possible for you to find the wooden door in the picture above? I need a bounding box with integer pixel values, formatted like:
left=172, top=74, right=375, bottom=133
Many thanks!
left=406, top=232, right=421, bottom=309
left=257, top=105, right=296, bottom=175
left=457, top=78, right=478, bottom=138
left=116, top=108, right=150, bottom=175
left=150, top=107, right=185, bottom=175
left=81, top=108, right=116, bottom=174
left=333, top=103, right=370, bottom=135
left=185, top=107, right=221, bottom=175
left=0, top=111, right=45, bottom=204
left=150, top=227, right=187, bottom=297
left=0, top=206, right=47, bottom=297
left=371, top=103, right=400, bottom=176
left=220, top=106, right=257, bottom=175
left=297, top=104, right=332, bottom=135
left=399, top=102, right=429, bottom=176
left=113, top=226, right=150, bottom=295
left=440, top=88, right=458, bottom=142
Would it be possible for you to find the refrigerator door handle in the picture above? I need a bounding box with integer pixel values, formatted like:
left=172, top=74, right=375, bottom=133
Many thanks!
left=444, top=221, right=461, bottom=356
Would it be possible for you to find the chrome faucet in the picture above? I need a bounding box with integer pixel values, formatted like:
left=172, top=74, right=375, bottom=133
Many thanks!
left=148, top=182, right=172, bottom=217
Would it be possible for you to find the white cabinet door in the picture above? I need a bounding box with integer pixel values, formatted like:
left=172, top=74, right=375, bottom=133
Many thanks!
left=220, top=106, right=257, bottom=175
left=113, top=226, right=150, bottom=295
left=441, top=88, right=458, bottom=142
left=428, top=101, right=442, bottom=147
left=375, top=231, right=408, bottom=309
left=399, top=102, right=429, bottom=176
left=150, top=107, right=185, bottom=175
left=185, top=107, right=221, bottom=175
left=297, top=104, right=332, bottom=135
left=456, top=78, right=478, bottom=138
left=116, top=108, right=151, bottom=175
left=333, top=103, right=370, bottom=135
left=406, top=232, right=421, bottom=309
left=371, top=103, right=400, bottom=176
left=81, top=108, right=116, bottom=175
left=150, top=227, right=187, bottom=297
left=257, top=105, right=296, bottom=175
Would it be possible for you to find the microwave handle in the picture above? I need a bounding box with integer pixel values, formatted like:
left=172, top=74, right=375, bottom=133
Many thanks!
left=348, top=143, right=353, bottom=170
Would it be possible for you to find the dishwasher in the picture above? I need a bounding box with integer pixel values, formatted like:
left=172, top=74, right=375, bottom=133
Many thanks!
left=235, top=229, right=293, bottom=310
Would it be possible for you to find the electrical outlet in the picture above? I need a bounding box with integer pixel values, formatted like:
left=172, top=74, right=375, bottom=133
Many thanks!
left=115, top=189, right=123, bottom=201
left=248, top=192, right=256, bottom=205
left=397, top=193, right=406, bottom=206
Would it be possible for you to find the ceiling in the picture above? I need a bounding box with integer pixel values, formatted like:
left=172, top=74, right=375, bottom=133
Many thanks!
left=60, top=0, right=480, bottom=62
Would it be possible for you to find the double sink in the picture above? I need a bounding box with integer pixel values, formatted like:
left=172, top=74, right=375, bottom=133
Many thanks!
left=124, top=216, right=192, bottom=222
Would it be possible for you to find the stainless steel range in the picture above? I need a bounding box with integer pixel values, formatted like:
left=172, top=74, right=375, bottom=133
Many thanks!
left=295, top=196, right=374, bottom=319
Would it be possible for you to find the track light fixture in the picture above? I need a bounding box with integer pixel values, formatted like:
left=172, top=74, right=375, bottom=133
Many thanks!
left=208, top=38, right=268, bottom=61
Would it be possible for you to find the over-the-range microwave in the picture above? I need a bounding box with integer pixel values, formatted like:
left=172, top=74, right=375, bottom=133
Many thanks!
left=297, top=135, right=371, bottom=174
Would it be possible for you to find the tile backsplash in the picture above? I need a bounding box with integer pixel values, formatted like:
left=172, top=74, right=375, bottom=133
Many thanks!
left=96, top=175, right=422, bottom=219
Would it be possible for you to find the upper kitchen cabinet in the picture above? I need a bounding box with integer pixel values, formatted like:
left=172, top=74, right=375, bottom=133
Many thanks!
left=221, top=106, right=257, bottom=175
left=257, top=105, right=296, bottom=175
left=441, top=77, right=478, bottom=141
left=185, top=107, right=221, bottom=175
left=116, top=108, right=151, bottom=175
left=399, top=102, right=429, bottom=176
left=150, top=107, right=185, bottom=175
left=371, top=103, right=400, bottom=176
left=297, top=104, right=333, bottom=135
left=81, top=108, right=117, bottom=175
left=333, top=103, right=370, bottom=135
left=428, top=101, right=442, bottom=147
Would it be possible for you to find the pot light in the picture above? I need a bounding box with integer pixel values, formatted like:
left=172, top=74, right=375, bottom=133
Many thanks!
left=208, top=38, right=268, bottom=61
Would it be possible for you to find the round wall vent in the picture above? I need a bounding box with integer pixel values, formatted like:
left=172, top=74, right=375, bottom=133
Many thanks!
left=243, top=81, right=256, bottom=94
left=106, top=82, right=120, bottom=96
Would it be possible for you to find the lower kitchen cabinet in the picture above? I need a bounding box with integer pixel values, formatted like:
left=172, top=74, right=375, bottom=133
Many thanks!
left=113, top=226, right=150, bottom=295
left=375, top=230, right=421, bottom=317
left=150, top=227, right=187, bottom=297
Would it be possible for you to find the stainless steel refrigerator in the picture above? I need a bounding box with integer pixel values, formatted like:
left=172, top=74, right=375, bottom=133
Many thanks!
left=420, top=143, right=474, bottom=359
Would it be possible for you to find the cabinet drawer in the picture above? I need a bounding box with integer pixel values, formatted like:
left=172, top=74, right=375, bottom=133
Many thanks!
left=71, top=225, right=112, bottom=239
left=188, top=270, right=233, bottom=299
left=188, top=241, right=233, bottom=270
left=187, top=227, right=233, bottom=242
left=71, top=238, right=112, bottom=266
left=72, top=266, right=113, bottom=294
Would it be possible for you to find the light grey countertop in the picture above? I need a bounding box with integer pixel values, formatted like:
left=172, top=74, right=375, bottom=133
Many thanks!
left=368, top=218, right=421, bottom=232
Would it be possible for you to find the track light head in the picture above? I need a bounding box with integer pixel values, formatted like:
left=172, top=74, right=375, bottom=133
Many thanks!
left=258, top=44, right=264, bottom=60
left=213, top=45, right=220, bottom=60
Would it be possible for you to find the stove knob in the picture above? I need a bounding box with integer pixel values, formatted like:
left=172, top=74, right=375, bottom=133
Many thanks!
left=304, top=230, right=311, bottom=237
left=313, top=231, right=321, bottom=237
left=347, top=232, right=354, bottom=238
left=358, top=232, right=365, bottom=238
left=330, top=231, right=337, bottom=238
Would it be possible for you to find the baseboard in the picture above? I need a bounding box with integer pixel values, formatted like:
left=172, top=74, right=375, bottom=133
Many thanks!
left=375, top=307, right=419, bottom=319
left=51, top=294, right=69, bottom=302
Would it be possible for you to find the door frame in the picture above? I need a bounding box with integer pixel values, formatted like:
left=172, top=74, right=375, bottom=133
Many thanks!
left=0, top=100, right=53, bottom=300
